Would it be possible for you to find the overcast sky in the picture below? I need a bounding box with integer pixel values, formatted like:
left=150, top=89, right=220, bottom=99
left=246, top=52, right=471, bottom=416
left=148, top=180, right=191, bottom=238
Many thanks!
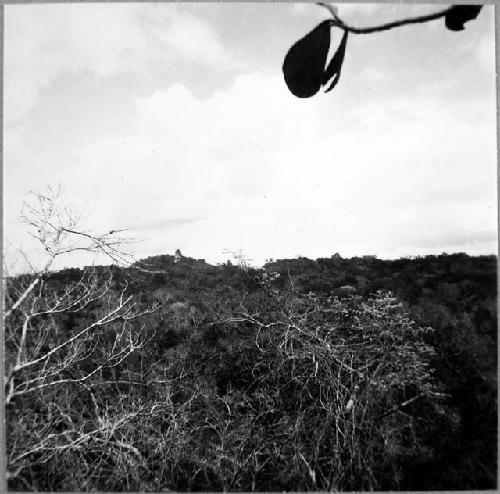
left=4, top=2, right=497, bottom=272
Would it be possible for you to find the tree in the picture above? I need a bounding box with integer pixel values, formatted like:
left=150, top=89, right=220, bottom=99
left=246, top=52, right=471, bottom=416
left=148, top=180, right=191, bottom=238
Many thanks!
left=4, top=188, right=160, bottom=488
left=197, top=279, right=452, bottom=490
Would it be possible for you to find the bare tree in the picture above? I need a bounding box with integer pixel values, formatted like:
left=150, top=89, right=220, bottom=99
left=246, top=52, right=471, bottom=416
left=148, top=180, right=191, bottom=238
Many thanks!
left=5, top=186, right=135, bottom=317
left=209, top=283, right=448, bottom=490
left=4, top=187, right=160, bottom=487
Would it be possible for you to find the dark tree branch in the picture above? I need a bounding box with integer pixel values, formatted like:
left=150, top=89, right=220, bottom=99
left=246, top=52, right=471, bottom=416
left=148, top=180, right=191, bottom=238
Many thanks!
left=317, top=3, right=454, bottom=34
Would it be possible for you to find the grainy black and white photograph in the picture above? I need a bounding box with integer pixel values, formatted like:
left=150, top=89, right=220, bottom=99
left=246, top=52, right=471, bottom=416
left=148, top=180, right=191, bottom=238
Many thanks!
left=3, top=1, right=497, bottom=491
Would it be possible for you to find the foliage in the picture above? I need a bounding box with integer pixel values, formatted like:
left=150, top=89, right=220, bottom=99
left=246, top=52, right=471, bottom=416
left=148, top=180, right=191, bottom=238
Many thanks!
left=265, top=252, right=498, bottom=488
left=5, top=197, right=496, bottom=491
left=187, top=288, right=448, bottom=491
left=283, top=4, right=483, bottom=97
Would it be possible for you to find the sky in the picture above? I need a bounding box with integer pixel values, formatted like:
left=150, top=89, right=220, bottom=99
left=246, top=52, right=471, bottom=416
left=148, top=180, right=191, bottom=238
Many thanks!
left=3, top=2, right=497, bottom=273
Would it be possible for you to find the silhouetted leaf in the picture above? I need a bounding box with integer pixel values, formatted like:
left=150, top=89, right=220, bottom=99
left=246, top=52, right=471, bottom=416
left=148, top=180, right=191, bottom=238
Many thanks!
left=283, top=20, right=332, bottom=98
left=323, top=29, right=349, bottom=93
left=445, top=5, right=482, bottom=31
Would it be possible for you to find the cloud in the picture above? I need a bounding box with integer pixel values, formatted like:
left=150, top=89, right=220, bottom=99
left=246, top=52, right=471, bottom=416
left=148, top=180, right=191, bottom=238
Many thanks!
left=4, top=3, right=496, bottom=270
left=475, top=11, right=496, bottom=72
left=4, top=3, right=241, bottom=124
left=147, top=6, right=244, bottom=70
left=4, top=5, right=142, bottom=122
left=129, top=216, right=203, bottom=232
left=290, top=3, right=310, bottom=17
left=47, top=69, right=496, bottom=266
left=334, top=3, right=382, bottom=18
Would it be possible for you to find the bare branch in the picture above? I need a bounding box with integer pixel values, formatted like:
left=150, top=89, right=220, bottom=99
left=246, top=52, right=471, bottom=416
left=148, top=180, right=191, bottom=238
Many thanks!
left=13, top=295, right=133, bottom=375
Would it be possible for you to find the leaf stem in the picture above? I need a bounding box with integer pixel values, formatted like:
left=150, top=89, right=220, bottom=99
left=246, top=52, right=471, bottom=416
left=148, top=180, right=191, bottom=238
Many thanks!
left=317, top=3, right=454, bottom=34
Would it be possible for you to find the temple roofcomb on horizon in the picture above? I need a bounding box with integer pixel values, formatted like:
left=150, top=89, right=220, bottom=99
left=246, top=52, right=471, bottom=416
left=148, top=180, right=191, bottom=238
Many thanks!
left=174, top=249, right=183, bottom=264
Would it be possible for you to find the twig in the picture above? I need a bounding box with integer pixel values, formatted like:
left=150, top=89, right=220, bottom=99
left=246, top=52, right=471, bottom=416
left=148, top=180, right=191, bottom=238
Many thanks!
left=375, top=392, right=426, bottom=421
left=12, top=296, right=132, bottom=374
left=4, top=256, right=55, bottom=318
left=317, top=3, right=454, bottom=34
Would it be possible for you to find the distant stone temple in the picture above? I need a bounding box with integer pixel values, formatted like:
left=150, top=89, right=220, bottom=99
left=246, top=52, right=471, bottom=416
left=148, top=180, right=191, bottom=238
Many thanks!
left=174, top=249, right=183, bottom=264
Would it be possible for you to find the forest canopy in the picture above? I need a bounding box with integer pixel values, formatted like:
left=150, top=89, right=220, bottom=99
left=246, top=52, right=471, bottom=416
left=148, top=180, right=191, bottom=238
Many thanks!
left=5, top=249, right=497, bottom=491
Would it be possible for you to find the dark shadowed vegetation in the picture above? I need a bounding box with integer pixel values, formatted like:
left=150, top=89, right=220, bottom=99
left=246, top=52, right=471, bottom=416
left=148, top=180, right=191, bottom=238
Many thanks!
left=5, top=249, right=496, bottom=491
